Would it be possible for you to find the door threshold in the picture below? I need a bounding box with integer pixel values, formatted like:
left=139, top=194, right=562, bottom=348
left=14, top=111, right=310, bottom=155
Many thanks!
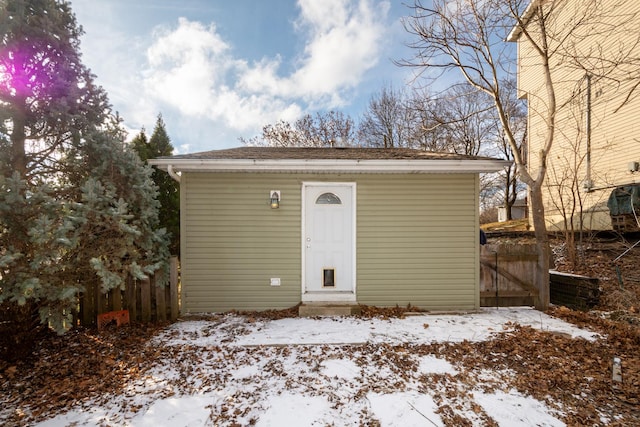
left=301, top=300, right=356, bottom=306
left=301, top=291, right=356, bottom=303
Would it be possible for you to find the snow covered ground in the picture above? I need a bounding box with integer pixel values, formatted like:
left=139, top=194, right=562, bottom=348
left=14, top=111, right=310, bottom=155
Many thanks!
left=34, top=307, right=599, bottom=427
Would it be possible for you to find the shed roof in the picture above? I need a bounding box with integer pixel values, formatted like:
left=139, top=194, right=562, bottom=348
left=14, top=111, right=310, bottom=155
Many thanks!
left=148, top=147, right=511, bottom=176
left=159, top=147, right=497, bottom=161
left=499, top=198, right=528, bottom=208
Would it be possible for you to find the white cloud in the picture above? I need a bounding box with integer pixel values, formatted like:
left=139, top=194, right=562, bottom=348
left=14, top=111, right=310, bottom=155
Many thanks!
left=238, top=0, right=390, bottom=103
left=210, top=87, right=303, bottom=131
left=140, top=0, right=390, bottom=134
left=143, top=18, right=229, bottom=116
left=290, top=0, right=389, bottom=96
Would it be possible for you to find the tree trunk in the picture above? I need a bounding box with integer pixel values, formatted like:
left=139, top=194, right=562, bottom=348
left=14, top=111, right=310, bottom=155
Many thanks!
left=0, top=301, right=45, bottom=362
left=10, top=102, right=27, bottom=178
left=505, top=171, right=513, bottom=221
left=529, top=184, right=550, bottom=310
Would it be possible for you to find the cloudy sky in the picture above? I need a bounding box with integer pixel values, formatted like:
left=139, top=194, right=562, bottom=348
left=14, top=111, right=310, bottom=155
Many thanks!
left=68, top=0, right=421, bottom=154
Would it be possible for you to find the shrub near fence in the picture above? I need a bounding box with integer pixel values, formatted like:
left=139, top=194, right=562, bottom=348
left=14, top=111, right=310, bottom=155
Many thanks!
left=77, top=257, right=179, bottom=328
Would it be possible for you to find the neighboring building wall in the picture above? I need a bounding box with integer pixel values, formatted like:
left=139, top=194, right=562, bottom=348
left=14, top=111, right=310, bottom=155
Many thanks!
left=180, top=172, right=479, bottom=313
left=516, top=1, right=640, bottom=231
left=498, top=201, right=527, bottom=222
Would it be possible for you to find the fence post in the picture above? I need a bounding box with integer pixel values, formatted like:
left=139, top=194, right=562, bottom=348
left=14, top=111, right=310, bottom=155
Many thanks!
left=72, top=296, right=80, bottom=329
left=170, top=257, right=179, bottom=321
left=125, top=276, right=137, bottom=322
left=112, top=287, right=123, bottom=311
left=155, top=271, right=166, bottom=322
left=140, top=277, right=151, bottom=322
left=81, top=283, right=95, bottom=327
left=95, top=282, right=104, bottom=319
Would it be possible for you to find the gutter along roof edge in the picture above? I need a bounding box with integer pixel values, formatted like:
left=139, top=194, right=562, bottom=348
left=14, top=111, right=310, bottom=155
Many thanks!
left=148, top=158, right=512, bottom=174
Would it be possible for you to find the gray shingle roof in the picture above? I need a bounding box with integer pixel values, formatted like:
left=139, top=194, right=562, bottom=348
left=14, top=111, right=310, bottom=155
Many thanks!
left=157, top=147, right=500, bottom=161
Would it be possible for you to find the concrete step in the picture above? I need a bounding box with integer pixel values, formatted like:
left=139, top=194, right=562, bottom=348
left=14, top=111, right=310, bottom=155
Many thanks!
left=298, top=303, right=361, bottom=317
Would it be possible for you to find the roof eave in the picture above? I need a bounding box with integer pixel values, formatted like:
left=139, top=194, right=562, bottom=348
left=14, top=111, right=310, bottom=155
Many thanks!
left=148, top=158, right=512, bottom=174
left=506, top=0, right=541, bottom=42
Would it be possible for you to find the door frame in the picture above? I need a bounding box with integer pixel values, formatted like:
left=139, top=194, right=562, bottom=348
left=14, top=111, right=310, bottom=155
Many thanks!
left=301, top=182, right=357, bottom=302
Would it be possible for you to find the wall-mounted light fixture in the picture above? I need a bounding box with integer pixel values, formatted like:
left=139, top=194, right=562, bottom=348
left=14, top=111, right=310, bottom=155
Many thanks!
left=270, top=190, right=281, bottom=209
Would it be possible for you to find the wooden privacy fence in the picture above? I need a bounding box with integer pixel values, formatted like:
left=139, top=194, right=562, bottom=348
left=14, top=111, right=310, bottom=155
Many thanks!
left=480, top=244, right=539, bottom=307
left=480, top=243, right=600, bottom=309
left=77, top=257, right=179, bottom=328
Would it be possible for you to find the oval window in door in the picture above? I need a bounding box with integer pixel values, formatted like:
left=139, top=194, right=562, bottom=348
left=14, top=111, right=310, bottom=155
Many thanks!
left=316, top=192, right=342, bottom=205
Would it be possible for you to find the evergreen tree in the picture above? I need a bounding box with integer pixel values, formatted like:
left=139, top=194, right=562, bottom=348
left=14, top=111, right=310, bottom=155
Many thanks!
left=0, top=132, right=169, bottom=337
left=132, top=115, right=180, bottom=254
left=66, top=131, right=170, bottom=295
left=0, top=0, right=110, bottom=181
left=0, top=0, right=169, bottom=357
left=130, top=127, right=149, bottom=159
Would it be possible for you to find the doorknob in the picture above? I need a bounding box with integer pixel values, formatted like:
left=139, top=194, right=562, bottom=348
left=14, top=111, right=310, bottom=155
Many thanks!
left=306, top=237, right=311, bottom=242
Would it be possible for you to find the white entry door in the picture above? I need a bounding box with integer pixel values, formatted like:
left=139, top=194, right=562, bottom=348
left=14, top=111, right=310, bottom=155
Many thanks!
left=303, top=183, right=356, bottom=301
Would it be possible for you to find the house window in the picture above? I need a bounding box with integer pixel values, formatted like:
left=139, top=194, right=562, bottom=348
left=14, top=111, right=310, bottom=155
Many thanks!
left=323, top=269, right=335, bottom=287
left=316, top=192, right=342, bottom=205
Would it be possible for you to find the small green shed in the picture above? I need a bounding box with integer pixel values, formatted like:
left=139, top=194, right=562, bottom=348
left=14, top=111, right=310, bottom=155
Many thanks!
left=149, top=147, right=509, bottom=314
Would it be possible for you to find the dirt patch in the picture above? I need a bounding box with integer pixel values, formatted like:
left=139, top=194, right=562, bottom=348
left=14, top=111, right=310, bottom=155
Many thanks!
left=0, top=323, right=166, bottom=425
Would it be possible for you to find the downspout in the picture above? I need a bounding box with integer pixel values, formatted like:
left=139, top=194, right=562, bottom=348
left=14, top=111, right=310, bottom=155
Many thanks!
left=580, top=74, right=593, bottom=245
left=584, top=74, right=592, bottom=192
left=167, top=164, right=181, bottom=183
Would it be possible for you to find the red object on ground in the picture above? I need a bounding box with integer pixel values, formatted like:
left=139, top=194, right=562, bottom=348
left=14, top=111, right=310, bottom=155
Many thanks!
left=97, top=310, right=130, bottom=330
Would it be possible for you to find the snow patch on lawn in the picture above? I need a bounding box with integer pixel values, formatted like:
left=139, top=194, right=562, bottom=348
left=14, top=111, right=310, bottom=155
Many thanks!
left=156, top=307, right=598, bottom=348
left=368, top=392, right=444, bottom=426
left=132, top=394, right=212, bottom=427
left=32, top=308, right=595, bottom=427
left=417, top=355, right=457, bottom=375
left=474, top=389, right=566, bottom=427
left=255, top=393, right=338, bottom=427
left=320, top=358, right=360, bottom=380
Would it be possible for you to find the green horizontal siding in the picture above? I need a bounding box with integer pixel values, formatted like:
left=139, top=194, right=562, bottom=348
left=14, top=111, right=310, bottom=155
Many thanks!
left=181, top=172, right=479, bottom=313
left=356, top=174, right=479, bottom=310
left=181, top=173, right=301, bottom=313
